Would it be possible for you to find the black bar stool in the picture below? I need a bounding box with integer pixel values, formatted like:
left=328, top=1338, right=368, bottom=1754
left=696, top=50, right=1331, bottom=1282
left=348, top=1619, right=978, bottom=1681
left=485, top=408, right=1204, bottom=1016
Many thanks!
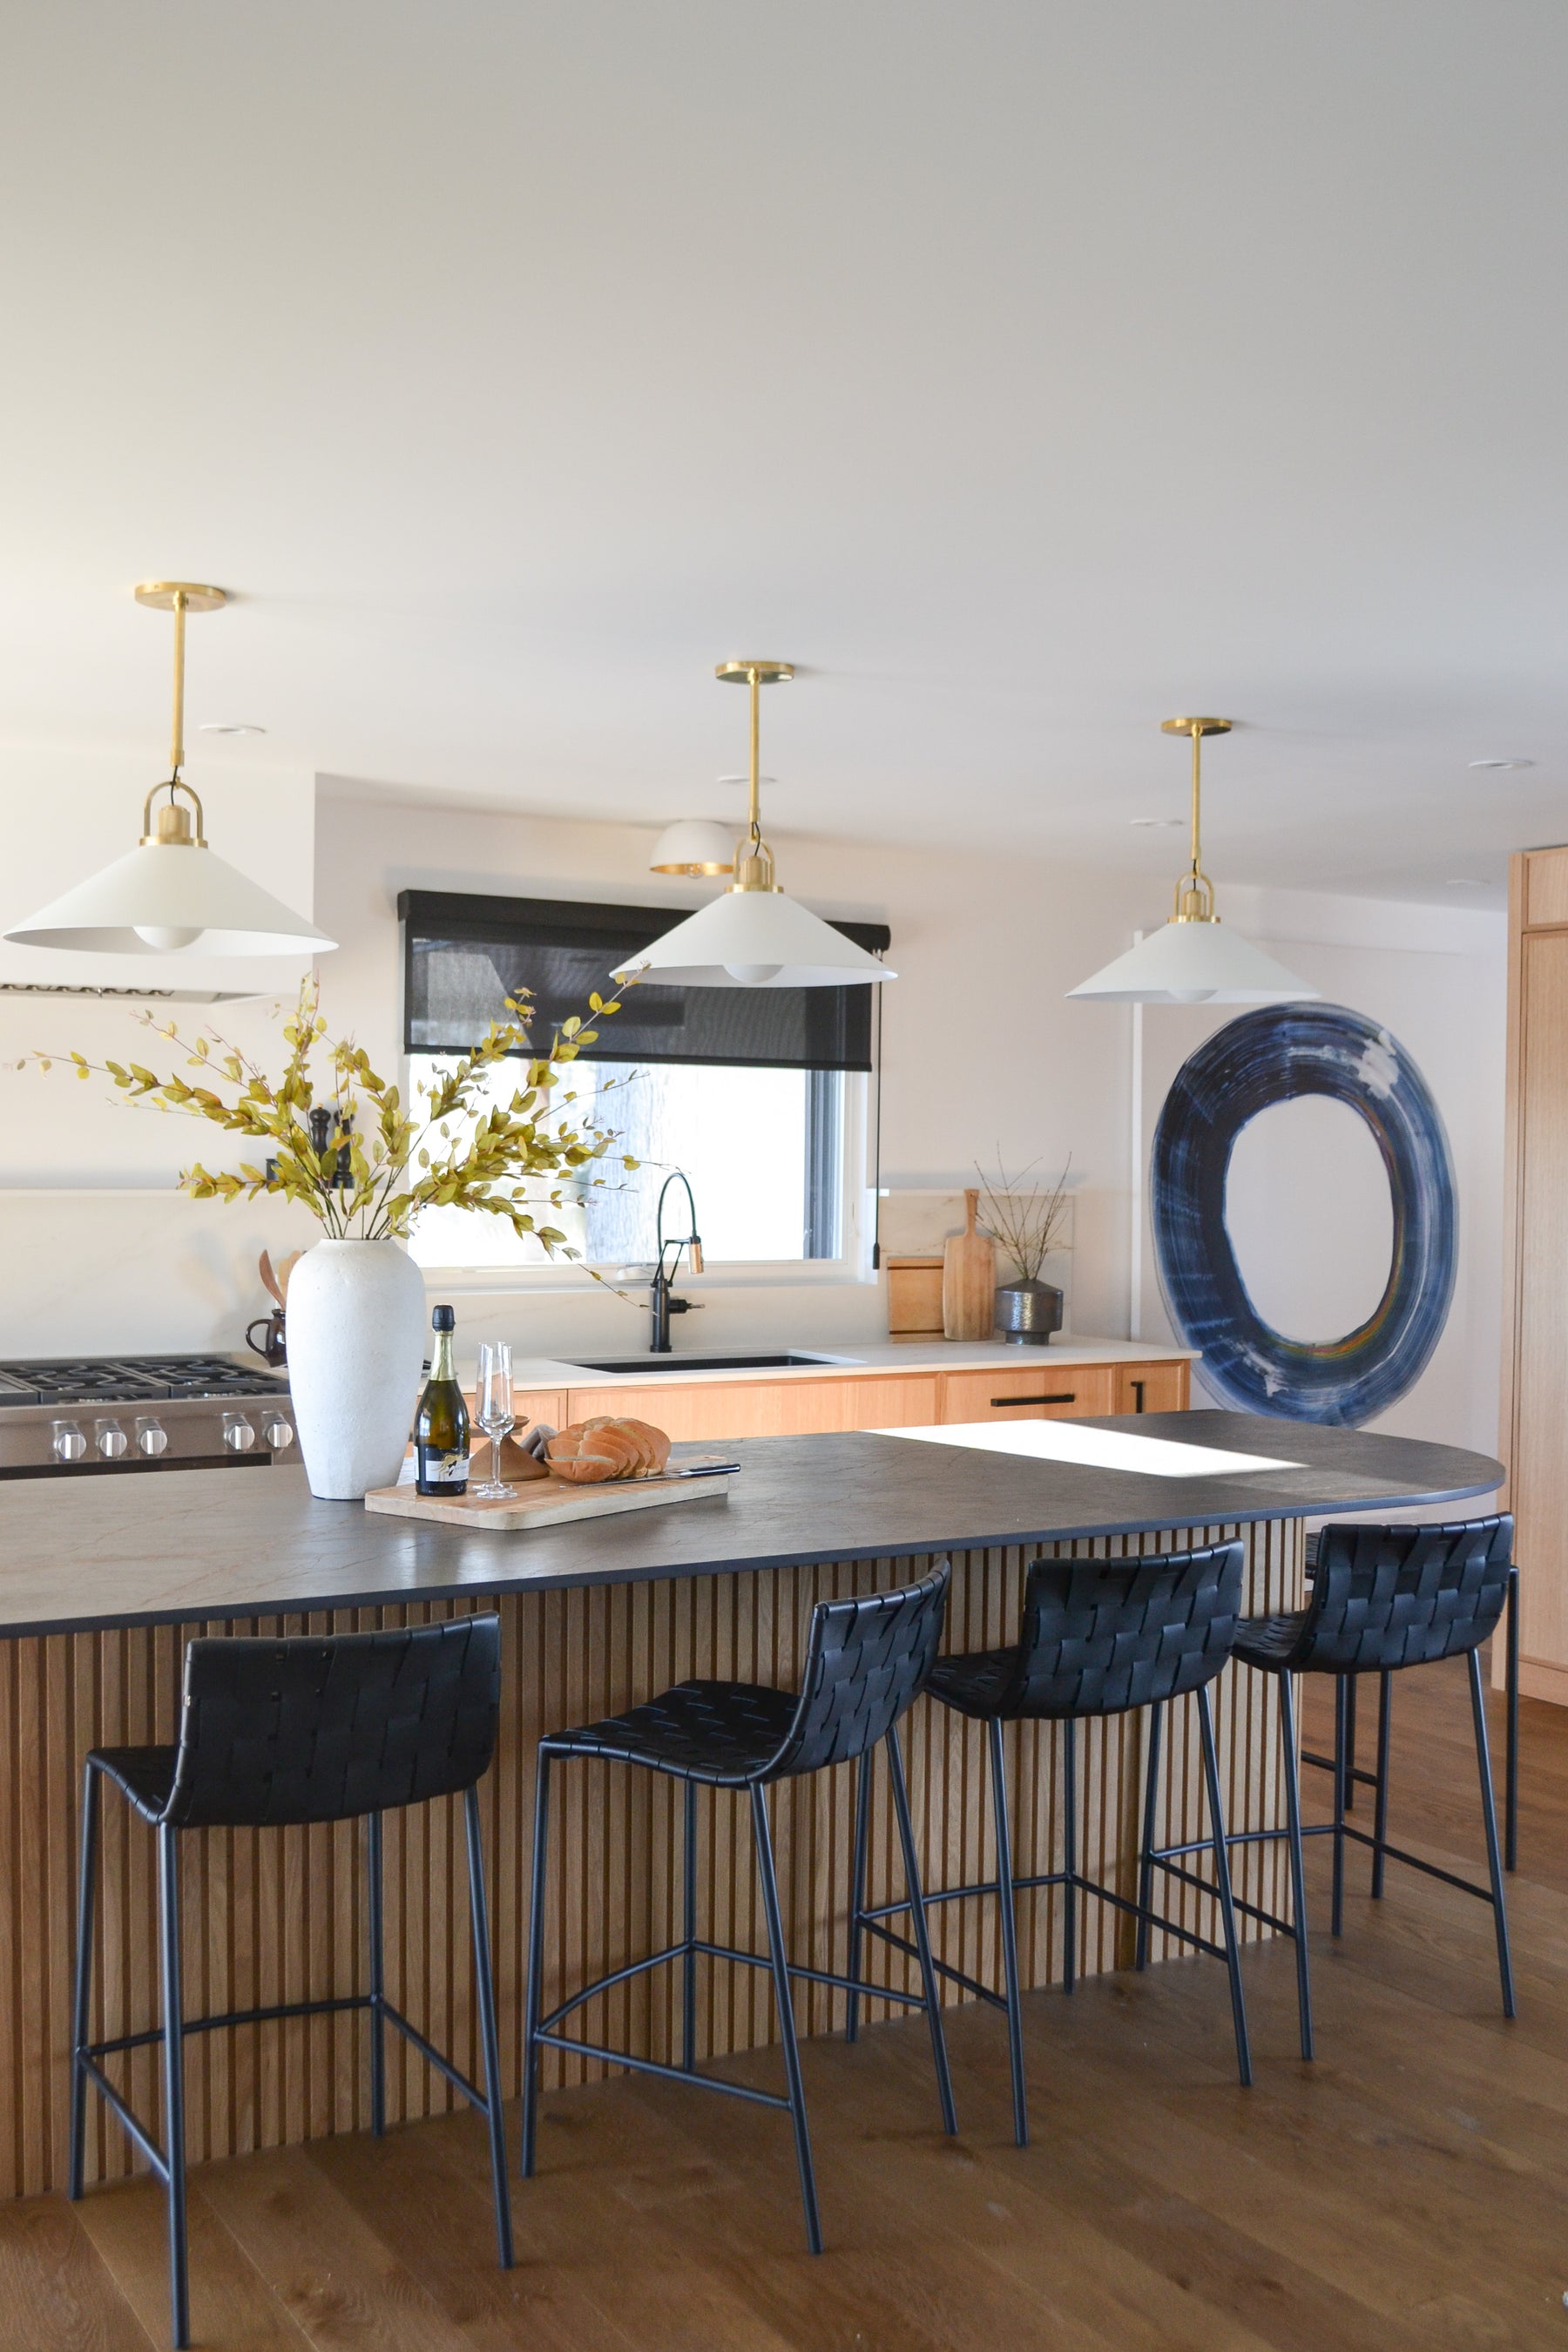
left=70, top=1616, right=513, bottom=2349
left=521, top=1562, right=956, bottom=2253
left=1186, top=1514, right=1516, bottom=2060
left=857, top=1542, right=1252, bottom=2147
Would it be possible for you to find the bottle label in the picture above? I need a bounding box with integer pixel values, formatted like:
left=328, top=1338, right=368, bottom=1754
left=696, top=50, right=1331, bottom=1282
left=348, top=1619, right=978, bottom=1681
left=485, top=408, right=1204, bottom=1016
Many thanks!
left=416, top=1446, right=469, bottom=1489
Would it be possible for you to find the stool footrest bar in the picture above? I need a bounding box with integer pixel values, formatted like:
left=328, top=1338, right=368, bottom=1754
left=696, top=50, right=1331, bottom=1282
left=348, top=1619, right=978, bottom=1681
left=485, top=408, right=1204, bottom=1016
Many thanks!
left=78, top=2058, right=171, bottom=2185
left=534, top=2030, right=792, bottom=2108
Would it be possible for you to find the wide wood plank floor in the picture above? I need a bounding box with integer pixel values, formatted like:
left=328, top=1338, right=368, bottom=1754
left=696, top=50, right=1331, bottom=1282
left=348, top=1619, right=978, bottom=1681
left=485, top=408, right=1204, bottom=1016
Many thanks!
left=5, top=1652, right=1567, bottom=2349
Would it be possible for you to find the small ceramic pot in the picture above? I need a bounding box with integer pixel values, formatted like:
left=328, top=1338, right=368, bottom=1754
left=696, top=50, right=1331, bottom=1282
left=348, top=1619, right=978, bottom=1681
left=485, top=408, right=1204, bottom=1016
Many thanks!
left=994, top=1278, right=1064, bottom=1346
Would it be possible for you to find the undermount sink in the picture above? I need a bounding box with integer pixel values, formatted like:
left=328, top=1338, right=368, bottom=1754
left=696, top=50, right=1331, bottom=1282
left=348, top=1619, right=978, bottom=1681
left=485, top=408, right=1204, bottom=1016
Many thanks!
left=571, top=1352, right=859, bottom=1375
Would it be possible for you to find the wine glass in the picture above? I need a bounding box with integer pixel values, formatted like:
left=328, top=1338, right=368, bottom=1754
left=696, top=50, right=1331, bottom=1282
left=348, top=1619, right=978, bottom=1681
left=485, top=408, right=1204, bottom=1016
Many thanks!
left=474, top=1342, right=515, bottom=1499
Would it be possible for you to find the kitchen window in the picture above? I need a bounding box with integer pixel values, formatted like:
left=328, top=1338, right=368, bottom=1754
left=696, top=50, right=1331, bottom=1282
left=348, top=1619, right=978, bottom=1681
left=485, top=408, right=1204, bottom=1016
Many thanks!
left=398, top=891, right=885, bottom=1278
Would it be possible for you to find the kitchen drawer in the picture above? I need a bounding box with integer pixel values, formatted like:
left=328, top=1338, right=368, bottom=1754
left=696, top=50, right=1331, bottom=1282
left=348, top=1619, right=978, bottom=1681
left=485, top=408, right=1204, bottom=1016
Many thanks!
left=463, top=1388, right=566, bottom=1433
left=565, top=1376, right=940, bottom=1442
left=1114, top=1362, right=1189, bottom=1414
left=939, top=1364, right=1117, bottom=1423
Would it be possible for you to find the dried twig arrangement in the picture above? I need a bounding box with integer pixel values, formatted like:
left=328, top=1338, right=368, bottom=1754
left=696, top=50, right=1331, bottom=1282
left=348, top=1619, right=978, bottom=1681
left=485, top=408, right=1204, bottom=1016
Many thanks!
left=974, top=1151, right=1073, bottom=1282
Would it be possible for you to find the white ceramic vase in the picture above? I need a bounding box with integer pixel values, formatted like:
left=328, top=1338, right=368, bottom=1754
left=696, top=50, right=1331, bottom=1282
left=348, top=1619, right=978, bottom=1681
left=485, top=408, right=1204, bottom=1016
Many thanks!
left=285, top=1238, right=427, bottom=1499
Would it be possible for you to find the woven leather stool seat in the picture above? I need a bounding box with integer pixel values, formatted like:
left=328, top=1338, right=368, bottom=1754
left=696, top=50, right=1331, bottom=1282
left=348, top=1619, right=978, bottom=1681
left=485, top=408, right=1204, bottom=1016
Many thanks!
left=524, top=1564, right=956, bottom=2256
left=928, top=1545, right=1243, bottom=1724
left=89, top=1745, right=180, bottom=1822
left=549, top=1680, right=798, bottom=1782
left=1232, top=1612, right=1307, bottom=1671
left=72, top=1617, right=513, bottom=2349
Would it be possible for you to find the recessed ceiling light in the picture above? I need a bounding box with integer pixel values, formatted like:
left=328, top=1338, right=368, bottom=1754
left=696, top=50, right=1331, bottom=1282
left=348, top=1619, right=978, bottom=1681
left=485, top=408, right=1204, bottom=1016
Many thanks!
left=1467, top=757, right=1533, bottom=771
left=199, top=720, right=267, bottom=737
left=1130, top=816, right=1183, bottom=828
left=1444, top=878, right=1485, bottom=889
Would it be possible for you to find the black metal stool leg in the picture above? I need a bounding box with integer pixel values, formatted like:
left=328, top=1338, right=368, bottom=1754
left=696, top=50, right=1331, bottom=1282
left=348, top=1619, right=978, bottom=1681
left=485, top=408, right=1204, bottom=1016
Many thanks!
left=367, top=1809, right=387, bottom=2136
left=1467, top=1649, right=1516, bottom=2018
left=1505, top=1564, right=1519, bottom=1873
left=986, top=1717, right=1028, bottom=2146
left=1133, top=1701, right=1163, bottom=1973
left=157, top=1823, right=190, bottom=2350
left=845, top=1752, right=870, bottom=2045
left=1331, top=1679, right=1348, bottom=1938
left=464, top=1787, right=515, bottom=2269
left=886, top=1724, right=958, bottom=2137
left=521, top=1748, right=552, bottom=2179
left=1196, top=1687, right=1252, bottom=2089
left=750, top=1784, right=822, bottom=2254
left=68, top=1761, right=99, bottom=2202
left=1370, top=1673, right=1392, bottom=1900
left=1276, top=1672, right=1314, bottom=2061
left=1342, top=1674, right=1358, bottom=1812
left=1061, top=1719, right=1078, bottom=1995
left=682, top=1779, right=699, bottom=2072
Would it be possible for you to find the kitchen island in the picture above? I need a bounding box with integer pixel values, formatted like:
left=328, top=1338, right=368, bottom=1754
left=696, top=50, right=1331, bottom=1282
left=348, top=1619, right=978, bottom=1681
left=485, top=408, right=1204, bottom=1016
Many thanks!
left=0, top=1411, right=1501, bottom=2199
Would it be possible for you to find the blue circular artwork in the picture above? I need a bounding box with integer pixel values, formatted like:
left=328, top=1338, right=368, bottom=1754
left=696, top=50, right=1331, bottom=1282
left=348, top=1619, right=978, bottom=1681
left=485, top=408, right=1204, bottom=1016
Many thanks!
left=1150, top=1002, right=1456, bottom=1425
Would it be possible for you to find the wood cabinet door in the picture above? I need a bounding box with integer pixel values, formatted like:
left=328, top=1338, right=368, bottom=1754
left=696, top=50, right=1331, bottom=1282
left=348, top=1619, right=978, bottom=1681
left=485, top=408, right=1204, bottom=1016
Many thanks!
left=938, top=1363, right=1117, bottom=1423
left=1113, top=1362, right=1190, bottom=1415
left=564, top=1375, right=941, bottom=1443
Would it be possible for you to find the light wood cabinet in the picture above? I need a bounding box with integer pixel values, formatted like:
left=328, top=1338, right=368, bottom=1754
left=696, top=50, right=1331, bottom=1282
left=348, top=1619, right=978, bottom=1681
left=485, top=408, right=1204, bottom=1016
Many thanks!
left=1502, top=847, right=1568, bottom=1703
left=563, top=1375, right=941, bottom=1443
left=939, top=1364, right=1118, bottom=1422
left=1115, top=1361, right=1190, bottom=1415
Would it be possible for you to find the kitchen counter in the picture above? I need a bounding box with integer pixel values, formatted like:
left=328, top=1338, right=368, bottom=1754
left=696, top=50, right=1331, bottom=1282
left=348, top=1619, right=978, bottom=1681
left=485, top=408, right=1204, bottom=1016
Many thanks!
left=499, top=1332, right=1195, bottom=1389
left=1, top=1412, right=1501, bottom=2204
left=0, top=1411, right=1500, bottom=1638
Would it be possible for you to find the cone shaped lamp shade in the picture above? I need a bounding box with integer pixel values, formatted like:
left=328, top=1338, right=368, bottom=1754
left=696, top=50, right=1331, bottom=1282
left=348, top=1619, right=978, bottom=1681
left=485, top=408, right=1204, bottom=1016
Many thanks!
left=625, top=657, right=895, bottom=989
left=612, top=883, right=893, bottom=988
left=3, top=578, right=333, bottom=959
left=1068, top=714, right=1317, bottom=1005
left=1067, top=916, right=1319, bottom=1004
left=5, top=837, right=337, bottom=957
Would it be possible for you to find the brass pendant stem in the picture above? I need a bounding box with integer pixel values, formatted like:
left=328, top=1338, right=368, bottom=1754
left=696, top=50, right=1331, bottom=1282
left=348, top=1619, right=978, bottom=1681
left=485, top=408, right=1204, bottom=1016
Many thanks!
left=1161, top=714, right=1229, bottom=923
left=170, top=589, right=187, bottom=780
left=748, top=666, right=762, bottom=848
left=1189, top=722, right=1202, bottom=885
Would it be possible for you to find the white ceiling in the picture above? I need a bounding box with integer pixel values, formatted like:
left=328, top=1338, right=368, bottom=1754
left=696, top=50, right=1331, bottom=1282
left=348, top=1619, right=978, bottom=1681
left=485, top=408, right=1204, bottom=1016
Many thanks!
left=2, top=0, right=1565, bottom=906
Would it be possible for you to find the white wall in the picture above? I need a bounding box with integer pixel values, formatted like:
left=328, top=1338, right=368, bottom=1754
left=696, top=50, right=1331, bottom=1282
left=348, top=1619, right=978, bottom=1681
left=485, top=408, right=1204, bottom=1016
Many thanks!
left=0, top=786, right=1509, bottom=1474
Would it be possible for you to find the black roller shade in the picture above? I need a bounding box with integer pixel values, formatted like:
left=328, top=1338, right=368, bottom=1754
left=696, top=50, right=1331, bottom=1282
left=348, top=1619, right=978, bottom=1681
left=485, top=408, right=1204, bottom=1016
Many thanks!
left=399, top=890, right=890, bottom=1073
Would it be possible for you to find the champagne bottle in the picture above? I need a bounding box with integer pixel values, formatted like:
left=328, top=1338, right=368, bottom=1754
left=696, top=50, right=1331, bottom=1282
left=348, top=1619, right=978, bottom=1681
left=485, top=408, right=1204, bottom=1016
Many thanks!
left=415, top=1304, right=470, bottom=1494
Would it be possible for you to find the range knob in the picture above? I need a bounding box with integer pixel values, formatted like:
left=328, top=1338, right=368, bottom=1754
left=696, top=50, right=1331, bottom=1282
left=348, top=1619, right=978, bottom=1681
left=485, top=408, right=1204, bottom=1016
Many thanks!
left=261, top=1416, right=294, bottom=1451
left=222, top=1413, right=257, bottom=1453
left=135, top=1416, right=169, bottom=1458
left=51, top=1419, right=87, bottom=1463
left=94, top=1419, right=129, bottom=1460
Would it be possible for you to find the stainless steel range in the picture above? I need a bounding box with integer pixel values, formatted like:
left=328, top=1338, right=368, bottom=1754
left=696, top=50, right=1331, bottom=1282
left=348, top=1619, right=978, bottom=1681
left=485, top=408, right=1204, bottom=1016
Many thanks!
left=0, top=1355, right=296, bottom=1476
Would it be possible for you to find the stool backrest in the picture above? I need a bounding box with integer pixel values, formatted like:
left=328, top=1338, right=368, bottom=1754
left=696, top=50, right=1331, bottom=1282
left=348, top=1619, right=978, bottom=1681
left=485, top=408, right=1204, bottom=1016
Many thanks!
left=1297, top=1515, right=1511, bottom=1673
left=1005, top=1542, right=1245, bottom=1720
left=763, top=1559, right=951, bottom=1781
left=162, top=1615, right=502, bottom=1827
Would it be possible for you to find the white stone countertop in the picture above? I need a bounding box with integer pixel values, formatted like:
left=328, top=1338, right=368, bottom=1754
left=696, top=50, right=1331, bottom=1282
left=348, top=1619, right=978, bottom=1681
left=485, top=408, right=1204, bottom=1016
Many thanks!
left=503, top=1335, right=1197, bottom=1390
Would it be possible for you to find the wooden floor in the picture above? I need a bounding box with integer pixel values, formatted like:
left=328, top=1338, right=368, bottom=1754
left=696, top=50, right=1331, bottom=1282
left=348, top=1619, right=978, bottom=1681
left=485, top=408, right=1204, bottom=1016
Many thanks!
left=6, top=1654, right=1568, bottom=2350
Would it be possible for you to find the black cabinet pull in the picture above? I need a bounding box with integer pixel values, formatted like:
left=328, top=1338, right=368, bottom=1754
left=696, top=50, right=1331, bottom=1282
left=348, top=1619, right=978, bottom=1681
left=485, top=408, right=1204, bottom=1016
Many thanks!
left=1131, top=1379, right=1146, bottom=1413
left=991, top=1393, right=1075, bottom=1408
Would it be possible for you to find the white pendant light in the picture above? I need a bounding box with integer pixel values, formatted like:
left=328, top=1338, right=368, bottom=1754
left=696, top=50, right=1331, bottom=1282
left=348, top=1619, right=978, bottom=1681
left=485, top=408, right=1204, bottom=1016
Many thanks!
left=1068, top=718, right=1318, bottom=1004
left=649, top=817, right=735, bottom=876
left=5, top=583, right=335, bottom=959
left=614, top=661, right=895, bottom=989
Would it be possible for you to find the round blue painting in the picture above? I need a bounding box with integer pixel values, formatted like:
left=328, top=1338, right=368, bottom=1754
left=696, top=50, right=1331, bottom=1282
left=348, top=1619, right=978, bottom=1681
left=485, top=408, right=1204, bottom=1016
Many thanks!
left=1150, top=1003, right=1456, bottom=1425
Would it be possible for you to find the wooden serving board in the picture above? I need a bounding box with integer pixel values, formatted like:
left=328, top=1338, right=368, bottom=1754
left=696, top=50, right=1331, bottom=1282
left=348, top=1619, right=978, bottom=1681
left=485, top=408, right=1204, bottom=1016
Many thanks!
left=943, top=1186, right=997, bottom=1341
left=364, top=1463, right=736, bottom=1531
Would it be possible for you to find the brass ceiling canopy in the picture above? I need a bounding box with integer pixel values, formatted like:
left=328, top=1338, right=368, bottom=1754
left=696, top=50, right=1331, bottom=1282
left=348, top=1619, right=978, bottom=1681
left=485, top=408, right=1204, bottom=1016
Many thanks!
left=714, top=659, right=794, bottom=893
left=1160, top=715, right=1233, bottom=923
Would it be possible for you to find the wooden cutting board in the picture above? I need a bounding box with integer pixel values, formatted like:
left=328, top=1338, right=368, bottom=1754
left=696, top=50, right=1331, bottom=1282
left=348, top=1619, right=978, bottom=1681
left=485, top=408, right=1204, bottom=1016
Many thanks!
left=364, top=1463, right=735, bottom=1531
left=942, top=1188, right=996, bottom=1341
